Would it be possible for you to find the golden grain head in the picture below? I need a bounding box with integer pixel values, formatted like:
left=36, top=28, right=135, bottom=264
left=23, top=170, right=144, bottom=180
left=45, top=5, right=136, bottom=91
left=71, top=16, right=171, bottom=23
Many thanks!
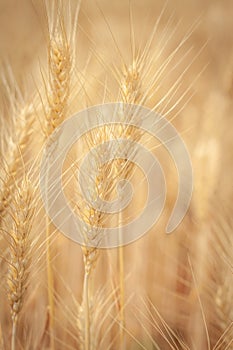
left=6, top=177, right=34, bottom=321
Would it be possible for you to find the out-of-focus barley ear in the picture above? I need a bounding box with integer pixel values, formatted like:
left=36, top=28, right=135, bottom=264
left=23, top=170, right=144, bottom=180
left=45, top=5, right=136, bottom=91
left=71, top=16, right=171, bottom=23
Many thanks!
left=42, top=1, right=80, bottom=348
left=2, top=176, right=35, bottom=350
left=184, top=198, right=233, bottom=348
left=202, top=205, right=233, bottom=348
left=36, top=308, right=50, bottom=349
left=0, top=71, right=37, bottom=350
left=135, top=298, right=190, bottom=349
left=0, top=72, right=36, bottom=229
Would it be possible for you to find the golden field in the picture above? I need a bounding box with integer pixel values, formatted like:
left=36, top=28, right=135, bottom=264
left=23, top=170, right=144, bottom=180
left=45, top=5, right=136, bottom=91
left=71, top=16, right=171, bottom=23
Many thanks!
left=0, top=1, right=232, bottom=349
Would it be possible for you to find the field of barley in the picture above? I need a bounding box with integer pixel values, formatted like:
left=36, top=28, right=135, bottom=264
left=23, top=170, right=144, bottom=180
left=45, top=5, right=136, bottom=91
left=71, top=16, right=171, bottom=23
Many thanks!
left=0, top=0, right=232, bottom=349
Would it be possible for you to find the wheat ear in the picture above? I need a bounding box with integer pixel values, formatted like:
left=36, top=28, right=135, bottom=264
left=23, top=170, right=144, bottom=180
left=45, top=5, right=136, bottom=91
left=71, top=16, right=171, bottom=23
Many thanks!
left=76, top=158, right=106, bottom=349
left=46, top=30, right=71, bottom=350
left=42, top=3, right=74, bottom=348
left=0, top=93, right=34, bottom=228
left=76, top=123, right=128, bottom=349
left=45, top=27, right=71, bottom=137
left=115, top=58, right=142, bottom=349
left=4, top=177, right=35, bottom=350
left=203, top=205, right=233, bottom=348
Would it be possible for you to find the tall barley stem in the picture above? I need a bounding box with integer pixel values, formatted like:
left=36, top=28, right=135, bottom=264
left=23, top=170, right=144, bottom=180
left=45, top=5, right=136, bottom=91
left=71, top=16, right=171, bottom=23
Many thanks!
left=11, top=319, right=17, bottom=350
left=46, top=216, right=55, bottom=349
left=118, top=212, right=125, bottom=349
left=78, top=245, right=99, bottom=349
left=83, top=268, right=90, bottom=350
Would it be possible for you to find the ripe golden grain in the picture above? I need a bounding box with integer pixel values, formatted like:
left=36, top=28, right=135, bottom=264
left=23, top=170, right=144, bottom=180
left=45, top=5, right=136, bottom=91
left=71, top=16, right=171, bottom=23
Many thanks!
left=5, top=177, right=35, bottom=350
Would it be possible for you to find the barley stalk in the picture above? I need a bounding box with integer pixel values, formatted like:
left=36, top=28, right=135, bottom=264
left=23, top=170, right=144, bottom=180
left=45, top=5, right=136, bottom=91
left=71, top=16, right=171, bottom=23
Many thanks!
left=77, top=182, right=103, bottom=350
left=79, top=248, right=99, bottom=350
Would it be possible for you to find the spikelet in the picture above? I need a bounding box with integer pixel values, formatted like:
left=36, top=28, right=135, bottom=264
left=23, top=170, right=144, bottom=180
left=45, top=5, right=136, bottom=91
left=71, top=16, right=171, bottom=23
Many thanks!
left=44, top=0, right=80, bottom=136
left=114, top=58, right=143, bottom=179
left=7, top=177, right=34, bottom=318
left=45, top=32, right=71, bottom=136
left=121, top=61, right=142, bottom=104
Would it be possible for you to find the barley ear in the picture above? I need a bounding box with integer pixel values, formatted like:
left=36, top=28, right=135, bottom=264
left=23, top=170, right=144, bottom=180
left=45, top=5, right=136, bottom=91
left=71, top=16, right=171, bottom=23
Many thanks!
left=116, top=58, right=142, bottom=349
left=4, top=177, right=35, bottom=350
left=42, top=2, right=79, bottom=348
left=0, top=90, right=35, bottom=229
left=75, top=135, right=114, bottom=349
